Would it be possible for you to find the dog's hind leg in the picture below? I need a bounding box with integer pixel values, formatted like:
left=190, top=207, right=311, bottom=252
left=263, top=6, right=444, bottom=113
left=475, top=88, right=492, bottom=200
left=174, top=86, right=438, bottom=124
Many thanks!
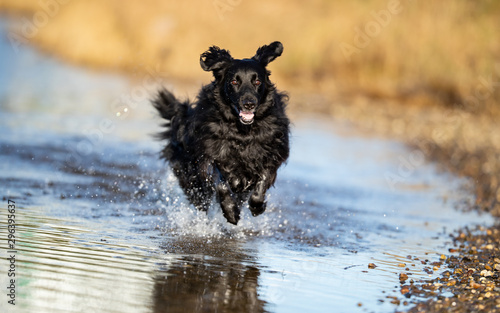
left=172, top=163, right=213, bottom=212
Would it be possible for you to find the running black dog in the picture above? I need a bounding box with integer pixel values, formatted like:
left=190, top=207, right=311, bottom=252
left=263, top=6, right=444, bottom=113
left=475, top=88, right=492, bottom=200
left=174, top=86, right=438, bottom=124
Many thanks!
left=153, top=41, right=289, bottom=225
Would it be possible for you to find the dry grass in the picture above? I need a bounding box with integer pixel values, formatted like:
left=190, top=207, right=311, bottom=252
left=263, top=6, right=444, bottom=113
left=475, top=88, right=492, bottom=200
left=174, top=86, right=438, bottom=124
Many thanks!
left=1, top=0, right=500, bottom=111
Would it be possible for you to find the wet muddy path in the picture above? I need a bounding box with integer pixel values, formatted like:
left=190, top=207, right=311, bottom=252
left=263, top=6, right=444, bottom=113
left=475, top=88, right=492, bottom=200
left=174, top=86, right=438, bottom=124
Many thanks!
left=0, top=21, right=492, bottom=313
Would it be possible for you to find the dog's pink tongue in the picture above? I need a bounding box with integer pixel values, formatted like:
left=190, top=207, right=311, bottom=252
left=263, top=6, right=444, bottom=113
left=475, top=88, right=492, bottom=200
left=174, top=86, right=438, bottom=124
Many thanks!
left=239, top=111, right=254, bottom=121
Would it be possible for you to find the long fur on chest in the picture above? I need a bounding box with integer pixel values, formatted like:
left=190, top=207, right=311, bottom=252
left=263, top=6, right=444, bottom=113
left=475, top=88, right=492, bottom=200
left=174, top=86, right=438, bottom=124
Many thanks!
left=173, top=87, right=288, bottom=189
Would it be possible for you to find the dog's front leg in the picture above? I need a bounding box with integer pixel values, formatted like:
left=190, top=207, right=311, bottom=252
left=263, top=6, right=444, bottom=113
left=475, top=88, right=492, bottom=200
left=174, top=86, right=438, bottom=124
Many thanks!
left=248, top=172, right=276, bottom=216
left=214, top=168, right=240, bottom=225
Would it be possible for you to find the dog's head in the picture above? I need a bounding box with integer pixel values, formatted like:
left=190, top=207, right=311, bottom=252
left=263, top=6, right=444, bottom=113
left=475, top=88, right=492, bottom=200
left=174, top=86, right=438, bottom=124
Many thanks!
left=200, top=41, right=283, bottom=125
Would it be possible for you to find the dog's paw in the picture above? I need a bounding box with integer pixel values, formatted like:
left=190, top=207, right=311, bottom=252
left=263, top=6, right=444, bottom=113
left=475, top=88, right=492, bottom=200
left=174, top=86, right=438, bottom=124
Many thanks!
left=224, top=213, right=240, bottom=225
left=249, top=198, right=267, bottom=217
left=223, top=208, right=240, bottom=225
left=220, top=198, right=241, bottom=225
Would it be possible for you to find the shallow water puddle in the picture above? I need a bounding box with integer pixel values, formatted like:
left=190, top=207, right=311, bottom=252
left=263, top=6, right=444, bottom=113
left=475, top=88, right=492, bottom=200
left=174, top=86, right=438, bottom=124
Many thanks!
left=0, top=19, right=492, bottom=313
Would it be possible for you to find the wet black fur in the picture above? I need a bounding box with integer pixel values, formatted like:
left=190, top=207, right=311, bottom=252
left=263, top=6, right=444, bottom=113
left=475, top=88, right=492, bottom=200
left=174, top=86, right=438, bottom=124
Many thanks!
left=153, top=41, right=289, bottom=225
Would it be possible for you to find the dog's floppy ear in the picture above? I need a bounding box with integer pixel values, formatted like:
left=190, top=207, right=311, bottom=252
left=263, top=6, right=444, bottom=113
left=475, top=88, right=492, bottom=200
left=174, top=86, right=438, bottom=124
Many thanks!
left=252, top=41, right=283, bottom=66
left=200, top=46, right=233, bottom=73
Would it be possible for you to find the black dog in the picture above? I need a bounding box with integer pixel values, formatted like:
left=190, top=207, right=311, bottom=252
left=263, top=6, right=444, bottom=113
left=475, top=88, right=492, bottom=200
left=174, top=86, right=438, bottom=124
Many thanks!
left=153, top=41, right=289, bottom=225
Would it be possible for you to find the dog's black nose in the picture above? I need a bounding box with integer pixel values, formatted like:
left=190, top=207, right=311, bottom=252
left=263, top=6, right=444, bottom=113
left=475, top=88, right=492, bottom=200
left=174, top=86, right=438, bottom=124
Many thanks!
left=242, top=98, right=257, bottom=111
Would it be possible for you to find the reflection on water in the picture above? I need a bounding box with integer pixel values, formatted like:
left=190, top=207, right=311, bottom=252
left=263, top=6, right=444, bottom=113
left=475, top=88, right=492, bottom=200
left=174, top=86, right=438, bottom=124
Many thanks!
left=0, top=18, right=493, bottom=313
left=154, top=239, right=265, bottom=313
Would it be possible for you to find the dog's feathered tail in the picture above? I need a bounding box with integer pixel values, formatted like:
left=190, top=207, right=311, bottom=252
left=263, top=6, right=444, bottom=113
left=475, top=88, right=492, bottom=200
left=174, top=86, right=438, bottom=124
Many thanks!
left=152, top=89, right=186, bottom=121
left=152, top=89, right=189, bottom=161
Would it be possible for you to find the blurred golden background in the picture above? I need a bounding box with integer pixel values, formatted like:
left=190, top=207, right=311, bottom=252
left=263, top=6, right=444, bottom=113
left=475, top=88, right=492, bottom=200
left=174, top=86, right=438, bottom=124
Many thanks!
left=2, top=0, right=500, bottom=111
left=1, top=0, right=499, bottom=212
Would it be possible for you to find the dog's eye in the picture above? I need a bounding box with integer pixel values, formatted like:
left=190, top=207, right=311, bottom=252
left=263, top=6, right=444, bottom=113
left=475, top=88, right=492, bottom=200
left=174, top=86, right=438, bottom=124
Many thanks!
left=254, top=79, right=262, bottom=86
left=231, top=79, right=239, bottom=86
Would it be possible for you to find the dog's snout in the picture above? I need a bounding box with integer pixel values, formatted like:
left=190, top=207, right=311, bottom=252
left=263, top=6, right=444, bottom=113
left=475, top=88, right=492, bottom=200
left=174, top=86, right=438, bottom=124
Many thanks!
left=242, top=98, right=257, bottom=110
